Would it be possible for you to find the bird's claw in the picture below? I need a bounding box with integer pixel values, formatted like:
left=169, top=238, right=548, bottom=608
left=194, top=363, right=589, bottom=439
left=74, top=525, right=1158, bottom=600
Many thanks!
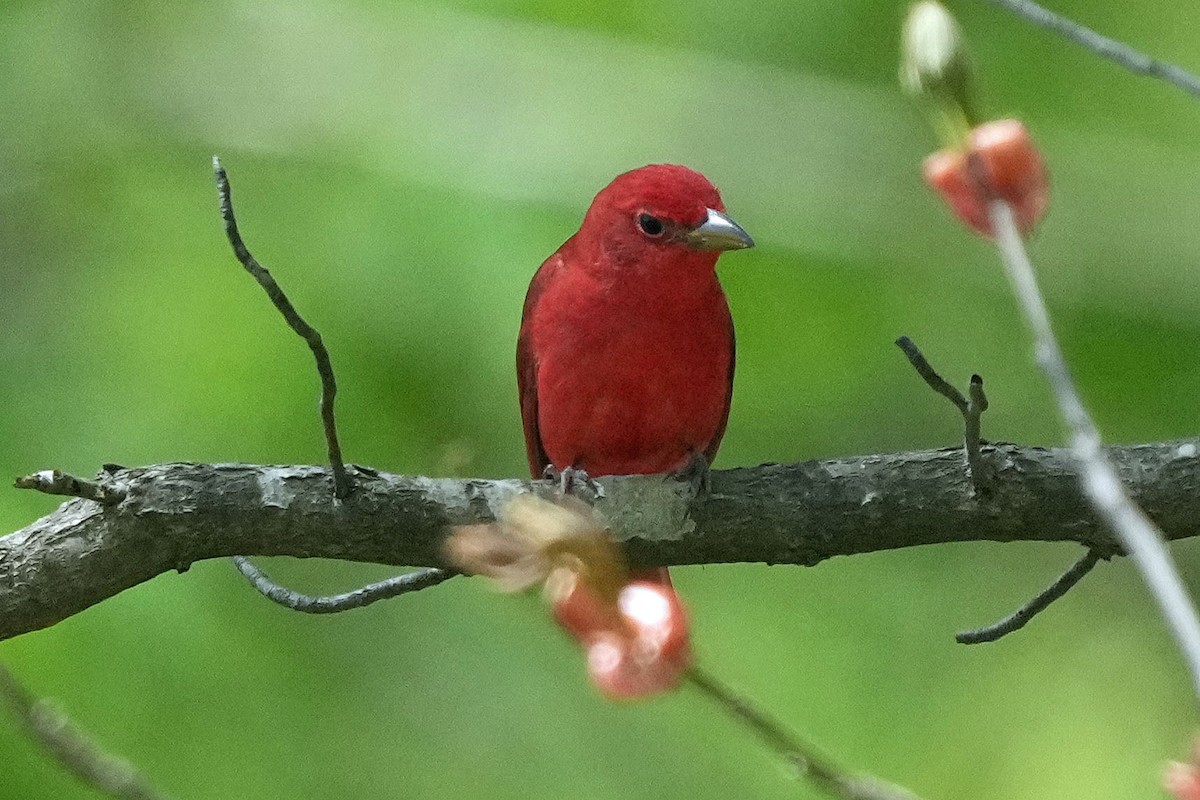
left=671, top=451, right=712, bottom=499
left=543, top=464, right=605, bottom=500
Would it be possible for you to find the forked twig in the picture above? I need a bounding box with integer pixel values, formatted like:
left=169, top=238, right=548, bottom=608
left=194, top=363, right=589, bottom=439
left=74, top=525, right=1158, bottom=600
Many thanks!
left=213, top=159, right=453, bottom=612
left=896, top=336, right=1098, bottom=641
left=895, top=336, right=992, bottom=493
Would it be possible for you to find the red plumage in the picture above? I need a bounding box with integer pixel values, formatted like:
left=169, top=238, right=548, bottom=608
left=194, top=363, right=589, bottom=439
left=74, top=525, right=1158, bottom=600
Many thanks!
left=517, top=164, right=750, bottom=483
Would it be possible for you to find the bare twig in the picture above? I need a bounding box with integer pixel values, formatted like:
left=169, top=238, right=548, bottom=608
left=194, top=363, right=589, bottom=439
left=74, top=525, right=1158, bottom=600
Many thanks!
left=895, top=337, right=992, bottom=493
left=0, top=662, right=171, bottom=800
left=212, top=156, right=352, bottom=499
left=897, top=336, right=1103, bottom=642
left=978, top=0, right=1200, bottom=100
left=966, top=375, right=989, bottom=462
left=14, top=470, right=125, bottom=505
left=214, top=156, right=403, bottom=611
left=986, top=198, right=1200, bottom=701
left=231, top=556, right=453, bottom=613
left=955, top=548, right=1102, bottom=644
left=685, top=667, right=923, bottom=800
left=895, top=336, right=968, bottom=413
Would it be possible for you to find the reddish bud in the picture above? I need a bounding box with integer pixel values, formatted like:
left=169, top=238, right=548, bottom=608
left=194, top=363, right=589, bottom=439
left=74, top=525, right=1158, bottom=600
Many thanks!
left=923, top=119, right=1049, bottom=238
left=549, top=575, right=692, bottom=700
left=586, top=582, right=692, bottom=700
left=1166, top=739, right=1200, bottom=800
left=445, top=493, right=627, bottom=595
left=1166, top=761, right=1200, bottom=800
left=546, top=567, right=626, bottom=643
left=449, top=494, right=692, bottom=701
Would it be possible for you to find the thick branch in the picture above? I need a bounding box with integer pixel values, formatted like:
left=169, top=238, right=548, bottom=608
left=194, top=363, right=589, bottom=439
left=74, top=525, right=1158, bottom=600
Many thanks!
left=3, top=441, right=1199, bottom=641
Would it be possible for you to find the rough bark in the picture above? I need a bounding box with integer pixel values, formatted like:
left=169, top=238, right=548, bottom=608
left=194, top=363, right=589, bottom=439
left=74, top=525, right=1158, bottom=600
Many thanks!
left=3, top=439, right=1199, bottom=642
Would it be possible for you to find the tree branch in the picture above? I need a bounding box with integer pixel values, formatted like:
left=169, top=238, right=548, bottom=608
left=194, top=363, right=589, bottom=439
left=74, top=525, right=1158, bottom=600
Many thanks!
left=0, top=662, right=171, bottom=800
left=894, top=337, right=992, bottom=493
left=979, top=0, right=1200, bottom=100
left=4, top=441, right=1199, bottom=642
left=895, top=335, right=1099, bottom=642
left=985, top=197, right=1200, bottom=702
left=14, top=470, right=125, bottom=506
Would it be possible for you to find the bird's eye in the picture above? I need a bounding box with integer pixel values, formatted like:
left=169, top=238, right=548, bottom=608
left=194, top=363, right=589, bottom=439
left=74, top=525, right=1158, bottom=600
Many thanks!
left=637, top=213, right=665, bottom=237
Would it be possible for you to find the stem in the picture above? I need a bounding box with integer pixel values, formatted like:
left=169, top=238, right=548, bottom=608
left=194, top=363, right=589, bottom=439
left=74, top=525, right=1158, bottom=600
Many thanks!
left=956, top=548, right=1101, bottom=644
left=987, top=199, right=1200, bottom=702
left=0, top=662, right=171, bottom=800
left=684, top=666, right=923, bottom=800
left=979, top=0, right=1200, bottom=100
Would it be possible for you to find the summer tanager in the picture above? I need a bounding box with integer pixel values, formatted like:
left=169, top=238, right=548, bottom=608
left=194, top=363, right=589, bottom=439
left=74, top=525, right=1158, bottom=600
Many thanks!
left=517, top=164, right=753, bottom=580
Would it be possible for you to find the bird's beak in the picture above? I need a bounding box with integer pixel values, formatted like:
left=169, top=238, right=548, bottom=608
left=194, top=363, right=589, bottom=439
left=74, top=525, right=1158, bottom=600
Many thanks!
left=686, top=208, right=755, bottom=251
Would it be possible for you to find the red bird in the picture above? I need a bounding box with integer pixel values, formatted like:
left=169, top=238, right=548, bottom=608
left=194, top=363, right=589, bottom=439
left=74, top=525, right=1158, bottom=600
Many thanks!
left=517, top=164, right=753, bottom=567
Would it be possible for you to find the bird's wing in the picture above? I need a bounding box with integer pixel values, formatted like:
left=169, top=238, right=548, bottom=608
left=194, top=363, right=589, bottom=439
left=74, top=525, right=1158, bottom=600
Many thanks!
left=703, top=304, right=736, bottom=465
left=516, top=253, right=561, bottom=478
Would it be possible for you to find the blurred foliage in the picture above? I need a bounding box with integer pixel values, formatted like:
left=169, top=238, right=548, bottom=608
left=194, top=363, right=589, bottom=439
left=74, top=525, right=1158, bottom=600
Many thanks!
left=2, top=0, right=1199, bottom=798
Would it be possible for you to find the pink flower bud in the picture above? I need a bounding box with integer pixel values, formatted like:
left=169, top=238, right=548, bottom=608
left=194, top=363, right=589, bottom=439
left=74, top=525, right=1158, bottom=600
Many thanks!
left=923, top=119, right=1049, bottom=238
left=586, top=582, right=692, bottom=699
left=549, top=575, right=692, bottom=700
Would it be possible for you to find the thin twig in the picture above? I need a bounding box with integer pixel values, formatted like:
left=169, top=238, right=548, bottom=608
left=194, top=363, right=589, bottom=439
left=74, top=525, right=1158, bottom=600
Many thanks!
left=231, top=557, right=453, bottom=614
left=684, top=667, right=923, bottom=800
left=0, top=662, right=171, bottom=800
left=14, top=470, right=125, bottom=505
left=895, top=337, right=967, bottom=413
left=964, top=374, right=989, bottom=486
left=895, top=337, right=992, bottom=493
left=986, top=198, right=1200, bottom=702
left=956, top=548, right=1102, bottom=644
left=212, top=156, right=352, bottom=499
left=979, top=0, right=1200, bottom=100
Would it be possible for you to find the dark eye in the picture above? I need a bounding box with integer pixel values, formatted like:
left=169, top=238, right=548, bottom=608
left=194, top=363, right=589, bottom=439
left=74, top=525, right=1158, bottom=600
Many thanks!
left=637, top=213, right=664, bottom=237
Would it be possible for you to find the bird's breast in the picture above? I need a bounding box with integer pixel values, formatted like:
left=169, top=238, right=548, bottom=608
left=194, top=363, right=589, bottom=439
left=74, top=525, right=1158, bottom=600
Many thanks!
left=532, top=276, right=733, bottom=476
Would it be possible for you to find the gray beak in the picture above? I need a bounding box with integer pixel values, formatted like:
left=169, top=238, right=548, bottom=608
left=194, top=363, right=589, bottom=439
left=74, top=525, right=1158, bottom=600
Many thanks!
left=686, top=208, right=755, bottom=251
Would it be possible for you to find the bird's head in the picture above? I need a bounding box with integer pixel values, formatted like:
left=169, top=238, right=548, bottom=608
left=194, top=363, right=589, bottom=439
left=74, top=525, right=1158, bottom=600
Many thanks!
left=578, top=164, right=754, bottom=276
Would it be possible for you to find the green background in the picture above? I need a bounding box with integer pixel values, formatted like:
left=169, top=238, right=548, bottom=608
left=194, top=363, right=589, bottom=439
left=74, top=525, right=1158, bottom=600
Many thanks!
left=2, top=0, right=1199, bottom=797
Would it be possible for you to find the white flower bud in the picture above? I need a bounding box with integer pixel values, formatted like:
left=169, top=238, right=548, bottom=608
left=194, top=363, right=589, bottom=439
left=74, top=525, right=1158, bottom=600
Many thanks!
left=901, top=1, right=969, bottom=98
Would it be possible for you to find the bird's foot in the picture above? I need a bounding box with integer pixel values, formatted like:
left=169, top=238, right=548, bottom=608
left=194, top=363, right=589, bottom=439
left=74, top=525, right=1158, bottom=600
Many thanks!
left=542, top=464, right=606, bottom=500
left=671, top=450, right=712, bottom=500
